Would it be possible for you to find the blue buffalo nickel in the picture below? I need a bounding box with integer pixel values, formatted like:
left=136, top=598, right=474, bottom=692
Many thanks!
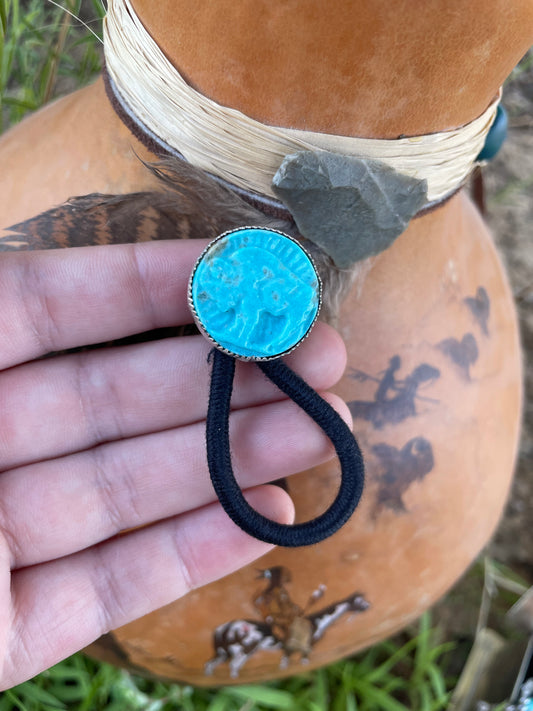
left=188, top=227, right=322, bottom=360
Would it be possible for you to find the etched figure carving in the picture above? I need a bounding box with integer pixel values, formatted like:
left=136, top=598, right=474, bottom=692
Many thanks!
left=253, top=567, right=308, bottom=638
left=348, top=356, right=440, bottom=429
left=204, top=619, right=282, bottom=678
left=204, top=566, right=369, bottom=677
left=371, top=437, right=435, bottom=514
left=464, top=286, right=490, bottom=336
left=437, top=333, right=479, bottom=380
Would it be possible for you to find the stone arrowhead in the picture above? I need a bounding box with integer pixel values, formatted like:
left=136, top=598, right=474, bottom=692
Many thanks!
left=272, top=151, right=428, bottom=268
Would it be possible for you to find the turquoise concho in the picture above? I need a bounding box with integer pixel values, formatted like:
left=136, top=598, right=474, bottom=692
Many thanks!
left=188, top=227, right=322, bottom=361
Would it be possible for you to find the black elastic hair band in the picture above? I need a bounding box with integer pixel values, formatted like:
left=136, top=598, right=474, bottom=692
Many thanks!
left=206, top=348, right=365, bottom=547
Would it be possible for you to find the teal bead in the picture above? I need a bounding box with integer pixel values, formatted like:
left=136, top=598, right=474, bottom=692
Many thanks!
left=189, top=227, right=321, bottom=360
left=477, top=104, right=508, bottom=162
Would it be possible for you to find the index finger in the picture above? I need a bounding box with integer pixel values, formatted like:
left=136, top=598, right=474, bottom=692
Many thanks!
left=0, top=240, right=208, bottom=369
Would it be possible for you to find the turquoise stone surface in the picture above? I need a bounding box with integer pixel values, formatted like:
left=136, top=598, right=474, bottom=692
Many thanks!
left=477, top=104, right=508, bottom=162
left=190, top=228, right=320, bottom=360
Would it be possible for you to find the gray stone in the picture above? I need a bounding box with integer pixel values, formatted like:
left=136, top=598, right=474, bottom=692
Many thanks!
left=272, top=151, right=428, bottom=268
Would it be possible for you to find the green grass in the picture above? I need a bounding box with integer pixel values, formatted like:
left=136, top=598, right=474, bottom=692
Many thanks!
left=0, top=0, right=104, bottom=133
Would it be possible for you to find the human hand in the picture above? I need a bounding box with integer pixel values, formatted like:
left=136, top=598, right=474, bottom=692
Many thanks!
left=0, top=241, right=350, bottom=689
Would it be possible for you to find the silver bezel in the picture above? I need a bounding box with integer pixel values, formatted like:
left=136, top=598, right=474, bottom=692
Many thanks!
left=187, top=226, right=323, bottom=362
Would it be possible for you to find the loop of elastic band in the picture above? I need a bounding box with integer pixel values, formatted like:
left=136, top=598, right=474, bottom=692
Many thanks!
left=206, top=348, right=365, bottom=547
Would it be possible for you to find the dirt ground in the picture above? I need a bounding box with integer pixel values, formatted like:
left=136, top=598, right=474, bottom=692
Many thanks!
left=484, top=52, right=533, bottom=576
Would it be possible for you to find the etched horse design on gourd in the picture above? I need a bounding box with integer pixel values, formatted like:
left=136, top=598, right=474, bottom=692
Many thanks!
left=348, top=356, right=440, bottom=429
left=204, top=566, right=370, bottom=677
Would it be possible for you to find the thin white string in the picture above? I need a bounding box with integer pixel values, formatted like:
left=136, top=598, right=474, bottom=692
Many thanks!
left=103, top=0, right=499, bottom=203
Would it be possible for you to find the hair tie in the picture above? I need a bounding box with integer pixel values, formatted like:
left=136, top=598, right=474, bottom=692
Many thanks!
left=188, top=227, right=365, bottom=547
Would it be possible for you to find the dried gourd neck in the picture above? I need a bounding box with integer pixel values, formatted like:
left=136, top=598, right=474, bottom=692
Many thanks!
left=103, top=0, right=500, bottom=211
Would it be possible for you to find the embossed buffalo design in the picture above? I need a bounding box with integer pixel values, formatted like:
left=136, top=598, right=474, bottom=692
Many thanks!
left=372, top=437, right=435, bottom=514
left=196, top=243, right=318, bottom=357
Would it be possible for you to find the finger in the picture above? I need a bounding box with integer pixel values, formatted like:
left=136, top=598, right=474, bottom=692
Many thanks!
left=0, top=322, right=346, bottom=469
left=1, top=486, right=293, bottom=690
left=0, top=393, right=352, bottom=569
left=0, top=240, right=208, bottom=370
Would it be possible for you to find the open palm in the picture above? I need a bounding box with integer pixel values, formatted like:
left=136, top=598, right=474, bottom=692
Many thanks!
left=0, top=240, right=349, bottom=690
